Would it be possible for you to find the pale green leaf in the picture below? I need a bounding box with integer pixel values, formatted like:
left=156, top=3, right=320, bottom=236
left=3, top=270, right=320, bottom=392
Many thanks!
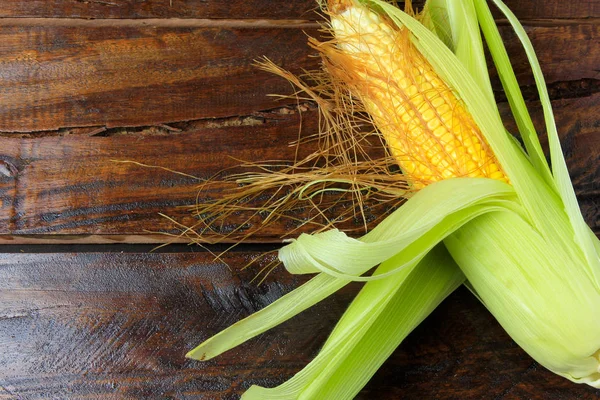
left=281, top=178, right=518, bottom=280
left=243, top=245, right=464, bottom=399
left=444, top=0, right=495, bottom=105
left=473, top=0, right=553, bottom=187
left=186, top=273, right=349, bottom=361
left=445, top=210, right=600, bottom=386
left=489, top=0, right=600, bottom=292
left=420, top=0, right=453, bottom=50
left=189, top=178, right=517, bottom=362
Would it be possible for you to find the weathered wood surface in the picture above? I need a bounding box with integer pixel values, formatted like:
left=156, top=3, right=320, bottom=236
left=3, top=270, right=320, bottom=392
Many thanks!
left=493, top=22, right=600, bottom=85
left=0, top=106, right=321, bottom=242
left=0, top=21, right=319, bottom=132
left=1, top=94, right=598, bottom=243
left=0, top=0, right=319, bottom=19
left=0, top=251, right=598, bottom=399
left=0, top=0, right=599, bottom=399
left=0, top=1, right=598, bottom=20
left=0, top=20, right=597, bottom=132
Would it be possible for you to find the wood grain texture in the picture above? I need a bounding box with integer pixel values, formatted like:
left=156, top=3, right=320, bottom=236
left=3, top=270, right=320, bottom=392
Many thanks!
left=0, top=107, right=322, bottom=242
left=0, top=0, right=599, bottom=399
left=493, top=22, right=600, bottom=86
left=0, top=19, right=597, bottom=132
left=496, top=1, right=600, bottom=19
left=0, top=252, right=598, bottom=399
left=0, top=1, right=598, bottom=20
left=0, top=0, right=318, bottom=19
left=0, top=22, right=319, bottom=132
left=1, top=94, right=598, bottom=243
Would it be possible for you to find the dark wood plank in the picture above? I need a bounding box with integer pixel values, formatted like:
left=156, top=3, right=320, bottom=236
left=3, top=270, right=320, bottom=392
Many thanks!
left=416, top=0, right=600, bottom=20
left=1, top=93, right=598, bottom=243
left=499, top=0, right=600, bottom=19
left=0, top=21, right=319, bottom=132
left=0, top=252, right=597, bottom=399
left=495, top=22, right=600, bottom=87
left=0, top=0, right=318, bottom=19
left=0, top=115, right=381, bottom=244
left=0, top=252, right=338, bottom=398
left=0, top=107, right=323, bottom=243
left=0, top=0, right=598, bottom=20
left=0, top=19, right=597, bottom=132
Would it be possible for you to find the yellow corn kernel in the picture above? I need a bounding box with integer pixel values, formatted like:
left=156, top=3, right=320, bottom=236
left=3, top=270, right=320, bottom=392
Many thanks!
left=327, top=0, right=509, bottom=188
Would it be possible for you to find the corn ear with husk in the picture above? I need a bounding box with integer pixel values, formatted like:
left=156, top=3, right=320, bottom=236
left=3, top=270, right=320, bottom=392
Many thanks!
left=186, top=0, right=600, bottom=397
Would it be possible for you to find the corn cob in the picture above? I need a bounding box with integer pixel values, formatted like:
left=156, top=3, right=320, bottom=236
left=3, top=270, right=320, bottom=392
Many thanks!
left=326, top=0, right=508, bottom=187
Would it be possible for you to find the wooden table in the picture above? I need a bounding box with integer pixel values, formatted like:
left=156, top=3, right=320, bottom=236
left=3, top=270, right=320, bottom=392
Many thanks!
left=1, top=1, right=599, bottom=398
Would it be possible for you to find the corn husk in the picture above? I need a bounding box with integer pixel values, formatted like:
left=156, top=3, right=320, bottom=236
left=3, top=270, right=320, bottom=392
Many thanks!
left=186, top=0, right=600, bottom=396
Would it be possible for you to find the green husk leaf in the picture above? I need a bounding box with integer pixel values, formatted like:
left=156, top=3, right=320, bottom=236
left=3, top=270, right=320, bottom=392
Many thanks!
left=472, top=0, right=553, bottom=187
left=243, top=245, right=464, bottom=399
left=310, top=246, right=464, bottom=398
left=188, top=178, right=516, bottom=360
left=488, top=0, right=600, bottom=289
left=592, top=228, right=600, bottom=258
left=442, top=0, right=496, bottom=105
left=281, top=178, right=519, bottom=280
left=445, top=211, right=600, bottom=386
left=186, top=273, right=349, bottom=361
left=420, top=0, right=453, bottom=49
